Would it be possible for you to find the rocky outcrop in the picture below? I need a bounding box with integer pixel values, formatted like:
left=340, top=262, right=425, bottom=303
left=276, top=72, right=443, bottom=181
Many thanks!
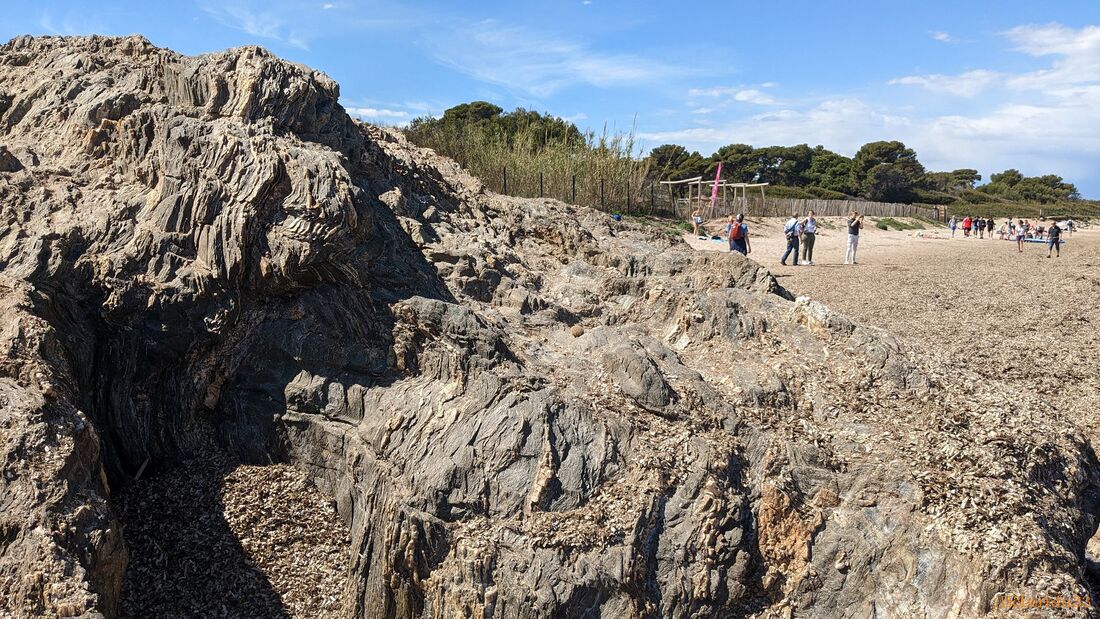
left=1, top=35, right=1099, bottom=618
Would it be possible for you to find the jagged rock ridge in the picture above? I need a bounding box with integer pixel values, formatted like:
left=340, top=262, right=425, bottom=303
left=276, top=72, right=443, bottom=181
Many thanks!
left=1, top=35, right=1098, bottom=618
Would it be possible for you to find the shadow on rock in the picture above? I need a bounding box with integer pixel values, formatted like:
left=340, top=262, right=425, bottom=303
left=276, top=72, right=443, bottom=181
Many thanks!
left=116, top=455, right=289, bottom=619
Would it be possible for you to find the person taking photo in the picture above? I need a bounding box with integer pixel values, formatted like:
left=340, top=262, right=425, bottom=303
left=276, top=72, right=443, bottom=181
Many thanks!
left=845, top=211, right=863, bottom=265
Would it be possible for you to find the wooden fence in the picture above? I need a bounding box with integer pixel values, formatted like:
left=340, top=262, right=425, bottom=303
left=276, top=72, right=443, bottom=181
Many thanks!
left=480, top=169, right=946, bottom=222
left=674, top=196, right=944, bottom=222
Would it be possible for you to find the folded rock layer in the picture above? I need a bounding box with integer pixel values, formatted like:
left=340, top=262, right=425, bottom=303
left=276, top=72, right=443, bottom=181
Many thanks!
left=1, top=35, right=1098, bottom=618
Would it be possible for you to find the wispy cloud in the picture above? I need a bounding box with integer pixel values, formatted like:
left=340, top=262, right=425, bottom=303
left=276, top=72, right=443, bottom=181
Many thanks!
left=642, top=22, right=1100, bottom=193
left=426, top=19, right=685, bottom=97
left=687, top=86, right=777, bottom=104
left=930, top=30, right=954, bottom=43
left=200, top=3, right=310, bottom=50
left=1002, top=23, right=1100, bottom=94
left=346, top=106, right=412, bottom=128
left=346, top=107, right=409, bottom=119
left=892, top=22, right=1100, bottom=99
left=640, top=98, right=909, bottom=154
left=39, top=11, right=113, bottom=36
left=889, top=69, right=1002, bottom=97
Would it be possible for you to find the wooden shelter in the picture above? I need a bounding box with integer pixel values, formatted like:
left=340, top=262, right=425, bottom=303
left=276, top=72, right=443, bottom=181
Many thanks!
left=659, top=176, right=769, bottom=219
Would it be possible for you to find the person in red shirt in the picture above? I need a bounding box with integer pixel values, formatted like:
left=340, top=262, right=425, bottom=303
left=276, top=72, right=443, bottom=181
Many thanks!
left=962, top=215, right=973, bottom=237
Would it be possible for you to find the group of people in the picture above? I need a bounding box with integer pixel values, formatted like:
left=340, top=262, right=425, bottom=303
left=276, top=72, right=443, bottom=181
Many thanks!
left=948, top=215, right=1073, bottom=257
left=693, top=208, right=1075, bottom=264
left=950, top=215, right=997, bottom=239
left=779, top=210, right=864, bottom=265
left=697, top=208, right=866, bottom=266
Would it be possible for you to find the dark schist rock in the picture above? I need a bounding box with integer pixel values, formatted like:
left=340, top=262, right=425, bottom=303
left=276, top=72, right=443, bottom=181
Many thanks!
left=1, top=35, right=1099, bottom=619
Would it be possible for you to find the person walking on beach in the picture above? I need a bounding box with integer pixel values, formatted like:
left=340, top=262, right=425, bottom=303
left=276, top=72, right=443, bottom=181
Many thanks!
left=844, top=210, right=863, bottom=265
left=691, top=208, right=704, bottom=238
left=949, top=216, right=957, bottom=238
left=977, top=217, right=986, bottom=239
left=727, top=214, right=750, bottom=255
left=781, top=212, right=801, bottom=266
left=1016, top=219, right=1027, bottom=252
left=801, top=210, right=817, bottom=265
left=963, top=215, right=972, bottom=237
left=1048, top=220, right=1062, bottom=258
left=986, top=218, right=995, bottom=239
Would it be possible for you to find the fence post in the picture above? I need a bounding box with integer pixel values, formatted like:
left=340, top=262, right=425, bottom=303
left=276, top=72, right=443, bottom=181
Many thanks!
left=539, top=172, right=544, bottom=198
left=600, top=178, right=605, bottom=210
left=503, top=167, right=508, bottom=194
left=626, top=183, right=631, bottom=213
left=651, top=184, right=655, bottom=212
left=571, top=175, right=576, bottom=204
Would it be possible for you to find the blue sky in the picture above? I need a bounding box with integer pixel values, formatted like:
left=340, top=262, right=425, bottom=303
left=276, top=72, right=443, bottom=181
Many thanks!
left=6, top=1, right=1100, bottom=196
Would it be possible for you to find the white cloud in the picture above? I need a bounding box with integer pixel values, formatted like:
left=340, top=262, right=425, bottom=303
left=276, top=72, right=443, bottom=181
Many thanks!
left=427, top=20, right=684, bottom=97
left=889, top=69, right=1003, bottom=97
left=734, top=89, right=776, bottom=104
left=39, top=11, right=112, bottom=36
left=1002, top=23, right=1100, bottom=94
left=930, top=31, right=953, bottom=43
left=322, top=3, right=335, bottom=8
left=1004, top=23, right=1100, bottom=57
left=895, top=23, right=1100, bottom=99
left=640, top=98, right=909, bottom=154
left=346, top=107, right=409, bottom=119
left=561, top=112, right=589, bottom=123
left=686, top=86, right=776, bottom=104
left=200, top=4, right=310, bottom=50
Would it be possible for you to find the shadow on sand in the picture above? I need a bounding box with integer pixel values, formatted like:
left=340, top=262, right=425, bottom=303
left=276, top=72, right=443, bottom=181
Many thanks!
left=116, top=455, right=289, bottom=619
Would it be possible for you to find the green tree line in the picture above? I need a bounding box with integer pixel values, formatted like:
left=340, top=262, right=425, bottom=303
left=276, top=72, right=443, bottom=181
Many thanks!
left=649, top=141, right=1081, bottom=204
left=404, top=101, right=1084, bottom=207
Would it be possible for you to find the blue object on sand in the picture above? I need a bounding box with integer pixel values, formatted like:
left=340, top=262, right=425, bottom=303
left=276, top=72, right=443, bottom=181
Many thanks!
left=611, top=213, right=622, bottom=221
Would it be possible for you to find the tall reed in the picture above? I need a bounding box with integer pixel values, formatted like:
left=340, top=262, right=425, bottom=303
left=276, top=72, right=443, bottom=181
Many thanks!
left=408, top=121, right=652, bottom=212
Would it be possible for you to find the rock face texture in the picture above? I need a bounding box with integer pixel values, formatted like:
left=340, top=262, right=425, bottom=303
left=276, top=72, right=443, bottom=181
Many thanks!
left=1, top=35, right=1099, bottom=618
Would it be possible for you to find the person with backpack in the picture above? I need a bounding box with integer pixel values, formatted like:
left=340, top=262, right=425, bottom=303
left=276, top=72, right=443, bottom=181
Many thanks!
left=781, top=212, right=802, bottom=266
left=845, top=210, right=863, bottom=265
left=1048, top=220, right=1062, bottom=258
left=948, top=216, right=957, bottom=238
left=727, top=213, right=750, bottom=255
left=962, top=215, right=972, bottom=237
left=801, top=210, right=817, bottom=265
